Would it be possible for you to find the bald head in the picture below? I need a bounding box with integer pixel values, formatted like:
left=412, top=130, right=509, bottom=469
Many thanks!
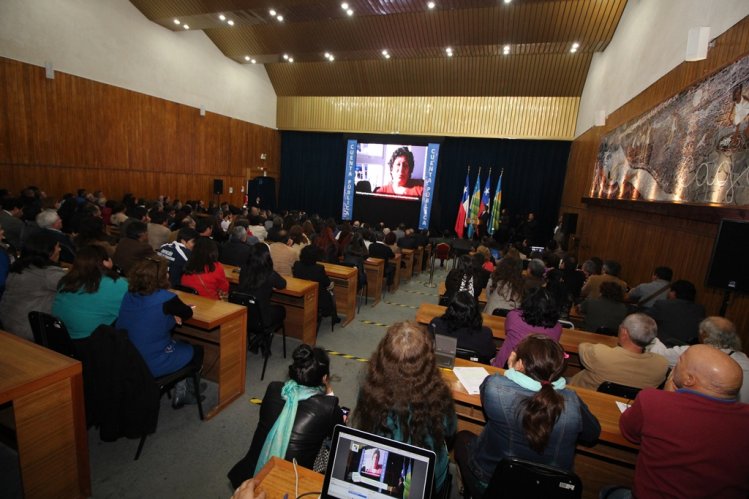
left=674, top=345, right=743, bottom=400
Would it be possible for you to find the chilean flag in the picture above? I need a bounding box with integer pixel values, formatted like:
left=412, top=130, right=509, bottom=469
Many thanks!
left=454, top=173, right=470, bottom=238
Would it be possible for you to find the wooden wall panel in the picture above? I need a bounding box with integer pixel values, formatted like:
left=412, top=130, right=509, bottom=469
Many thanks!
left=0, top=57, right=279, bottom=206
left=561, top=16, right=749, bottom=349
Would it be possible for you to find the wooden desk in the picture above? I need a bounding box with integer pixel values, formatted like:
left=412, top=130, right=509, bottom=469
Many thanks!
left=272, top=276, right=319, bottom=345
left=224, top=264, right=240, bottom=284
left=0, top=331, right=91, bottom=498
left=254, top=456, right=323, bottom=499
left=364, top=257, right=384, bottom=305
left=412, top=246, right=424, bottom=276
left=173, top=291, right=248, bottom=420
left=400, top=249, right=414, bottom=282
left=438, top=282, right=488, bottom=305
left=416, top=303, right=618, bottom=354
left=320, top=262, right=357, bottom=326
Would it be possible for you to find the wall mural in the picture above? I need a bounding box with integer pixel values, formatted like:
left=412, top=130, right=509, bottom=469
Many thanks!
left=591, top=53, right=749, bottom=205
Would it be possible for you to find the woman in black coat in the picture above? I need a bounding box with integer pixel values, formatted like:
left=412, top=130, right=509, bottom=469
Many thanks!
left=292, top=245, right=340, bottom=323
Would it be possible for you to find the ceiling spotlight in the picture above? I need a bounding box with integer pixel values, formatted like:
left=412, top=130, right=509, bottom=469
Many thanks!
left=503, top=45, right=510, bottom=54
left=269, top=9, right=276, bottom=16
left=571, top=42, right=580, bottom=50
left=183, top=24, right=190, bottom=29
left=244, top=55, right=250, bottom=61
left=427, top=1, right=436, bottom=9
left=341, top=3, right=349, bottom=9
left=385, top=54, right=391, bottom=59
left=445, top=47, right=453, bottom=54
left=173, top=19, right=181, bottom=25
left=324, top=52, right=331, bottom=58
left=283, top=54, right=289, bottom=60
left=504, top=0, right=512, bottom=3
left=347, top=9, right=354, bottom=16
left=251, top=59, right=256, bottom=64
left=219, top=14, right=226, bottom=21
left=288, top=57, right=294, bottom=63
left=329, top=56, right=335, bottom=61
left=227, top=19, right=234, bottom=26
left=382, top=50, right=389, bottom=56
left=277, top=15, right=284, bottom=21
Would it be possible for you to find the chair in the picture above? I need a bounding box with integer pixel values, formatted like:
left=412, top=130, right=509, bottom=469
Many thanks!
left=491, top=308, right=511, bottom=317
left=456, top=347, right=480, bottom=363
left=136, top=356, right=205, bottom=460
left=597, top=381, right=641, bottom=400
left=355, top=180, right=372, bottom=193
left=481, top=457, right=582, bottom=499
left=340, top=259, right=368, bottom=313
left=28, top=311, right=77, bottom=358
left=558, top=319, right=575, bottom=329
left=595, top=326, right=618, bottom=336
left=435, top=243, right=451, bottom=267
left=229, top=291, right=286, bottom=380
left=173, top=284, right=199, bottom=295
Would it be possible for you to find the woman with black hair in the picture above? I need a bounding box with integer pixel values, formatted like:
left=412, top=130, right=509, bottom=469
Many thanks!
left=181, top=237, right=229, bottom=300
left=492, top=287, right=562, bottom=368
left=52, top=245, right=128, bottom=340
left=292, top=245, right=340, bottom=324
left=227, top=344, right=345, bottom=487
left=237, top=243, right=286, bottom=326
left=454, top=335, right=600, bottom=497
left=0, top=231, right=64, bottom=340
left=442, top=254, right=483, bottom=305
left=429, top=291, right=495, bottom=364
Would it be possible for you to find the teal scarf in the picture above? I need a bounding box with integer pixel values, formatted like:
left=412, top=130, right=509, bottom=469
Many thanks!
left=254, top=380, right=324, bottom=475
left=504, top=368, right=566, bottom=392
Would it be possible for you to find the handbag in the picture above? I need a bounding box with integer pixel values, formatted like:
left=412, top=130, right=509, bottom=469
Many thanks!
left=312, top=437, right=332, bottom=473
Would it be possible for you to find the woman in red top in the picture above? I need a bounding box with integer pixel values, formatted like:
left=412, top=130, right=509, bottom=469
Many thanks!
left=181, top=236, right=229, bottom=300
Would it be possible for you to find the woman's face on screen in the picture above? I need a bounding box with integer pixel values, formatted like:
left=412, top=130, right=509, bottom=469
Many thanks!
left=391, top=155, right=412, bottom=186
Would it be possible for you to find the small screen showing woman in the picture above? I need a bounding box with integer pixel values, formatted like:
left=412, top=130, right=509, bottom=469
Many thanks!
left=355, top=144, right=427, bottom=199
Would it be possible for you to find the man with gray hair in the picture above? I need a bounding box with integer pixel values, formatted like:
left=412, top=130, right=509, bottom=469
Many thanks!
left=36, top=208, right=76, bottom=263
left=219, top=226, right=253, bottom=267
left=649, top=316, right=749, bottom=402
left=569, top=313, right=669, bottom=390
left=523, top=258, right=546, bottom=293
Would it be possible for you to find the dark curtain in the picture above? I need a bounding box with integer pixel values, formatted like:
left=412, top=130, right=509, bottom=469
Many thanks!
left=279, top=131, right=570, bottom=241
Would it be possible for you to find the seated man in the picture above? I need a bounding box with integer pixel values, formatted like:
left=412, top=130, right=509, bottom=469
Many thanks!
left=626, top=265, right=672, bottom=309
left=368, top=231, right=396, bottom=287
left=646, top=279, right=705, bottom=346
left=648, top=316, right=749, bottom=403
left=36, top=208, right=76, bottom=264
left=220, top=226, right=253, bottom=267
left=112, top=220, right=156, bottom=276
left=580, top=259, right=627, bottom=300
left=617, top=345, right=749, bottom=499
left=158, top=227, right=198, bottom=287
left=569, top=313, right=669, bottom=390
left=267, top=229, right=298, bottom=276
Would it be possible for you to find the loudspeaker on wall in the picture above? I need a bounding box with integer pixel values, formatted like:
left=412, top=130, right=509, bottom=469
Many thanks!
left=213, top=179, right=224, bottom=195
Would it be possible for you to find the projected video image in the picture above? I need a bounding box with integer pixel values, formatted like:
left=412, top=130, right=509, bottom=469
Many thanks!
left=355, top=143, right=428, bottom=198
left=341, top=444, right=416, bottom=498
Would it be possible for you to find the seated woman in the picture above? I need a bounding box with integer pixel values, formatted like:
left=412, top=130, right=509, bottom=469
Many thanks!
left=180, top=237, right=230, bottom=300
left=484, top=257, right=523, bottom=316
left=292, top=245, right=340, bottom=325
left=237, top=244, right=287, bottom=330
left=442, top=255, right=482, bottom=305
left=52, top=245, right=128, bottom=341
left=314, top=225, right=338, bottom=264
left=429, top=291, right=496, bottom=364
left=0, top=231, right=65, bottom=341
left=492, top=287, right=562, bottom=368
left=454, top=335, right=601, bottom=497
left=227, top=344, right=344, bottom=487
left=116, top=258, right=203, bottom=406
left=353, top=321, right=456, bottom=495
left=578, top=281, right=629, bottom=334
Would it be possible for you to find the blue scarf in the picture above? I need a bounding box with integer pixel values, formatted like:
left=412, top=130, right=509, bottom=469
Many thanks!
left=254, top=380, right=324, bottom=475
left=504, top=368, right=566, bottom=392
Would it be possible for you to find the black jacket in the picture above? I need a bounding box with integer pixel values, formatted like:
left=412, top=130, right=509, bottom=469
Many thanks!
left=220, top=240, right=253, bottom=267
left=227, top=381, right=343, bottom=487
left=292, top=261, right=335, bottom=316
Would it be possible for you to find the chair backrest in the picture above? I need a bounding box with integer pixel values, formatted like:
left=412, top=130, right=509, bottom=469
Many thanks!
left=597, top=381, right=641, bottom=400
left=435, top=243, right=451, bottom=259
left=483, top=458, right=582, bottom=499
left=491, top=308, right=511, bottom=317
left=228, top=291, right=265, bottom=332
left=28, top=311, right=77, bottom=358
left=456, top=347, right=480, bottom=362
left=173, top=284, right=199, bottom=295
left=558, top=319, right=575, bottom=329
left=595, top=325, right=618, bottom=336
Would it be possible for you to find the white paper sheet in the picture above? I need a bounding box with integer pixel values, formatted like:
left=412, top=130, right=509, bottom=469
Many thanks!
left=453, top=367, right=490, bottom=395
left=616, top=401, right=630, bottom=413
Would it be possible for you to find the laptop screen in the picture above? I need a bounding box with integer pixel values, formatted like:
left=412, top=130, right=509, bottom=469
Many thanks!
left=434, top=333, right=457, bottom=370
left=322, top=425, right=436, bottom=499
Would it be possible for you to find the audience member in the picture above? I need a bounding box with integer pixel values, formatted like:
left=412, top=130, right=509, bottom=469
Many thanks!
left=0, top=197, right=26, bottom=251
left=443, top=255, right=483, bottom=305
left=353, top=321, right=456, bottom=495
left=626, top=266, right=673, bottom=308
left=220, top=226, right=253, bottom=267
left=267, top=229, right=298, bottom=276
left=147, top=210, right=171, bottom=250
left=314, top=225, right=338, bottom=264
left=52, top=245, right=128, bottom=340
left=578, top=281, right=629, bottom=333
left=429, top=291, right=496, bottom=364
left=74, top=215, right=117, bottom=256
left=180, top=237, right=229, bottom=300
left=157, top=227, right=197, bottom=287
left=292, top=245, right=340, bottom=324
left=227, top=344, right=345, bottom=486
left=368, top=231, right=396, bottom=287
left=616, top=345, right=749, bottom=499
left=559, top=255, right=585, bottom=302
left=112, top=220, right=156, bottom=275
left=484, top=257, right=523, bottom=316
left=569, top=313, right=669, bottom=390
left=648, top=316, right=749, bottom=402
left=580, top=259, right=627, bottom=300
left=454, top=335, right=601, bottom=497
left=523, top=258, right=546, bottom=294
left=0, top=231, right=64, bottom=341
left=493, top=287, right=562, bottom=368
left=36, top=208, right=76, bottom=263
left=237, top=244, right=287, bottom=331
left=646, top=279, right=705, bottom=346
left=0, top=224, right=10, bottom=300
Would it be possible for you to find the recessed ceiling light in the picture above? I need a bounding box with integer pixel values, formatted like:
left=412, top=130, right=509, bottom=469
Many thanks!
left=183, top=24, right=190, bottom=29
left=504, top=0, right=512, bottom=4
left=283, top=54, right=289, bottom=60
left=244, top=56, right=250, bottom=61
left=329, top=56, right=335, bottom=61
left=227, top=19, right=234, bottom=26
left=173, top=19, right=181, bottom=25
left=219, top=14, right=226, bottom=21
left=251, top=59, right=256, bottom=64
left=385, top=54, right=391, bottom=59
left=382, top=50, right=389, bottom=56
left=347, top=9, right=354, bottom=16
left=341, top=3, right=349, bottom=9
left=427, top=2, right=436, bottom=9
left=288, top=57, right=294, bottom=63
left=571, top=42, right=580, bottom=49
left=324, top=52, right=331, bottom=58
left=269, top=9, right=276, bottom=16
left=503, top=45, right=510, bottom=54
left=277, top=15, right=284, bottom=21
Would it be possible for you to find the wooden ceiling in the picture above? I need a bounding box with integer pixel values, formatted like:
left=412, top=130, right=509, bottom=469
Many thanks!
left=130, top=0, right=627, bottom=97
